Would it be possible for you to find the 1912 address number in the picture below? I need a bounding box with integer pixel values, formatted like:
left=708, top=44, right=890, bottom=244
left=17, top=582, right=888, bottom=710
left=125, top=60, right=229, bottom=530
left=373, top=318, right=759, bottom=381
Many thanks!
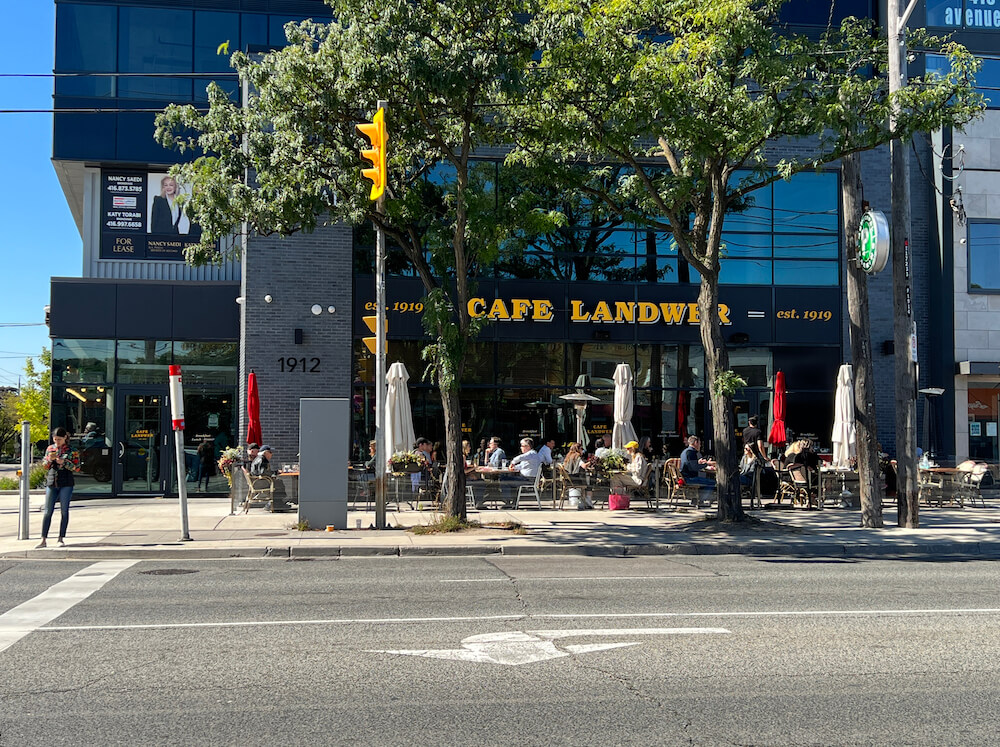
left=279, top=357, right=320, bottom=372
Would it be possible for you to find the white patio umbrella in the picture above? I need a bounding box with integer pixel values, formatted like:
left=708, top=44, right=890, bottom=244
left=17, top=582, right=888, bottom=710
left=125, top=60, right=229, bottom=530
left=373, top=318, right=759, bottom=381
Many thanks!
left=385, top=362, right=416, bottom=455
left=611, top=363, right=639, bottom=449
left=831, top=363, right=857, bottom=469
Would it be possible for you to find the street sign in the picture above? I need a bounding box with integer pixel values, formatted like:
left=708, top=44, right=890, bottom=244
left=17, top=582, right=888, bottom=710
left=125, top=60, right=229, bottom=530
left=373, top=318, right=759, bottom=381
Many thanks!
left=857, top=209, right=890, bottom=274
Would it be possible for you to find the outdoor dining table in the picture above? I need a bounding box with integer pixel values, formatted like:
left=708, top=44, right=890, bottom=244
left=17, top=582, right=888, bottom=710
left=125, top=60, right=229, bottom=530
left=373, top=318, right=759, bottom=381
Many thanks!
left=818, top=467, right=858, bottom=508
left=474, top=466, right=523, bottom=507
left=918, top=467, right=966, bottom=507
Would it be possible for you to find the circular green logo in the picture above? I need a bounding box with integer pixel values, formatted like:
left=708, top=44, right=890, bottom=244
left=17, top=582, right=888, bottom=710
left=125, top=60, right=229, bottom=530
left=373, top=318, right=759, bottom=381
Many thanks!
left=857, top=210, right=889, bottom=274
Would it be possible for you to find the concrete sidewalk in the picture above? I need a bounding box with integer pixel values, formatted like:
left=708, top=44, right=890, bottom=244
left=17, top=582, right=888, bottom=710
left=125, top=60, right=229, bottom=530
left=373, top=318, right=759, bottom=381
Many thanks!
left=3, top=492, right=1000, bottom=559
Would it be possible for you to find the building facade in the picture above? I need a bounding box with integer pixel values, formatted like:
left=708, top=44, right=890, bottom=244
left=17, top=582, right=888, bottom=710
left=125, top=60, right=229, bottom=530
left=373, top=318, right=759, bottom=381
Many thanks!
left=51, top=0, right=962, bottom=497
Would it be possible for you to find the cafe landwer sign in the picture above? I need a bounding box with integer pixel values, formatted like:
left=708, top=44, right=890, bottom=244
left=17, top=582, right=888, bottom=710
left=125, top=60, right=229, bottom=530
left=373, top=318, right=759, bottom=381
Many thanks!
left=857, top=209, right=890, bottom=274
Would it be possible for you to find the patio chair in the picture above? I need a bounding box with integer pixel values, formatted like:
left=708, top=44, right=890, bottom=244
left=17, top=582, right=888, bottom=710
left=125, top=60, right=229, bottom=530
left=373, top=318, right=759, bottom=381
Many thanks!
left=777, top=464, right=812, bottom=508
left=665, top=458, right=697, bottom=507
left=514, top=471, right=544, bottom=509
left=240, top=466, right=275, bottom=513
left=961, top=463, right=990, bottom=507
left=626, top=461, right=656, bottom=509
left=555, top=463, right=582, bottom=510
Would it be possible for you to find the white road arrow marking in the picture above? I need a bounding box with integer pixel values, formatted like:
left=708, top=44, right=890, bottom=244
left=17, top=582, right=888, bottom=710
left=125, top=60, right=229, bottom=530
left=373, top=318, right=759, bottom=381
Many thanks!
left=368, top=627, right=729, bottom=666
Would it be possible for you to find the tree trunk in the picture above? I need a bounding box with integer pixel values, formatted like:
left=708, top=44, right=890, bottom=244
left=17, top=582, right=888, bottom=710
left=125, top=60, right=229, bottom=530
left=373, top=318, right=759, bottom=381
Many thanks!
left=698, top=278, right=743, bottom=522
left=438, top=382, right=467, bottom=520
left=842, top=153, right=883, bottom=528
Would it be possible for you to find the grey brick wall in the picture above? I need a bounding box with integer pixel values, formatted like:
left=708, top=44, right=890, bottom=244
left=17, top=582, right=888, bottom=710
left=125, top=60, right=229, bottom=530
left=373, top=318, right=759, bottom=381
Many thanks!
left=239, top=220, right=354, bottom=463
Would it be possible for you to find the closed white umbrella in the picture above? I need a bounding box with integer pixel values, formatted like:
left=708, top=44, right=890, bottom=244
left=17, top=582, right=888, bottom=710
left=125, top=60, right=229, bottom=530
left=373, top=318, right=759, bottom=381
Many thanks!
left=385, top=362, right=416, bottom=455
left=611, top=363, right=638, bottom=449
left=831, top=363, right=857, bottom=469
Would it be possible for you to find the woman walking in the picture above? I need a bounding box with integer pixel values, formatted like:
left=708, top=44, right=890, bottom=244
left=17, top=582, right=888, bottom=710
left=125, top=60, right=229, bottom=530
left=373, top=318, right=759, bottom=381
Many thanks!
left=38, top=427, right=80, bottom=548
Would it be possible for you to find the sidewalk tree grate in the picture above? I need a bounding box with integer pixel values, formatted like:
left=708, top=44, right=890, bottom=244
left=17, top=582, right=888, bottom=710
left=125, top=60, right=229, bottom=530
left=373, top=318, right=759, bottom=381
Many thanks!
left=138, top=569, right=199, bottom=576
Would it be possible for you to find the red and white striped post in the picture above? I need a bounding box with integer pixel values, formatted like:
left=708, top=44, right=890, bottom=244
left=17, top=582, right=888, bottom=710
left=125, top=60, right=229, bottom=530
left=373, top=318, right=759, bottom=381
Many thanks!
left=168, top=365, right=192, bottom=541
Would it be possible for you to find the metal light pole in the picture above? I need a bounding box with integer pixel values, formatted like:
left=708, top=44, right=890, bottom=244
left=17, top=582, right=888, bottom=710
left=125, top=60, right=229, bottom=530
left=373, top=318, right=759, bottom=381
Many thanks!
left=887, top=0, right=921, bottom=527
left=371, top=100, right=389, bottom=530
left=168, top=365, right=192, bottom=541
left=18, top=421, right=30, bottom=540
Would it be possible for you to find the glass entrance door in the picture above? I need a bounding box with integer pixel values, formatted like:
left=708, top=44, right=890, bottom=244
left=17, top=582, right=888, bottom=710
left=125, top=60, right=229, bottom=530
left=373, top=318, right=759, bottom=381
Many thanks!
left=115, top=389, right=168, bottom=494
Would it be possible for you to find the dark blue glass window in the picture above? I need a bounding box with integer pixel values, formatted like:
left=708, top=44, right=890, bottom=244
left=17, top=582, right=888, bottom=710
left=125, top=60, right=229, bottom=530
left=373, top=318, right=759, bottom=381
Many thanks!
left=118, top=8, right=193, bottom=100
left=929, top=54, right=1000, bottom=109
left=721, top=233, right=771, bottom=257
left=773, top=172, right=838, bottom=233
left=270, top=16, right=309, bottom=48
left=719, top=259, right=772, bottom=285
left=969, top=222, right=1000, bottom=291
left=195, top=12, right=239, bottom=102
left=773, top=234, right=839, bottom=258
left=926, top=0, right=963, bottom=27
left=727, top=172, right=772, bottom=232
left=241, top=14, right=269, bottom=52
left=774, top=260, right=838, bottom=285
left=55, top=4, right=117, bottom=97
left=779, top=0, right=871, bottom=26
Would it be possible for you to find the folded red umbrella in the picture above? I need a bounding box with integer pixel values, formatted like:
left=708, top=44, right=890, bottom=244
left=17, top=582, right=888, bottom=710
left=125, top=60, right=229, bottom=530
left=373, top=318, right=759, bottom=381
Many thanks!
left=768, top=370, right=787, bottom=447
left=247, top=370, right=262, bottom=446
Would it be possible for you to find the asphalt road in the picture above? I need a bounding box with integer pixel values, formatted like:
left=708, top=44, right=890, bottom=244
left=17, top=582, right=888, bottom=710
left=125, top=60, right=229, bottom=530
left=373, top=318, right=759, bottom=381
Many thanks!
left=1, top=555, right=999, bottom=746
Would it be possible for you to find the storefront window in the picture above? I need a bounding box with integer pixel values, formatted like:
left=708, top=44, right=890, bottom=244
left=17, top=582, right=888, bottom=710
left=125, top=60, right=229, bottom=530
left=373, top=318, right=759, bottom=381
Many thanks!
left=774, top=260, right=838, bottom=286
left=50, top=385, right=114, bottom=494
left=117, top=340, right=172, bottom=384
left=968, top=221, right=1000, bottom=291
left=967, top=386, right=1000, bottom=461
left=497, top=343, right=565, bottom=386
left=719, top=258, right=772, bottom=285
left=52, top=339, right=114, bottom=384
left=650, top=344, right=705, bottom=389
left=173, top=341, right=238, bottom=386
left=729, top=348, right=772, bottom=388
left=773, top=171, right=838, bottom=234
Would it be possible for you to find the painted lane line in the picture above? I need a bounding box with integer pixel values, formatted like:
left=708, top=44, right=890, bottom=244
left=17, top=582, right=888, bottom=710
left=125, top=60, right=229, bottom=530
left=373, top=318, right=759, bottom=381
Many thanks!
left=439, top=576, right=711, bottom=583
left=0, top=560, right=137, bottom=655
left=35, top=606, right=1000, bottom=634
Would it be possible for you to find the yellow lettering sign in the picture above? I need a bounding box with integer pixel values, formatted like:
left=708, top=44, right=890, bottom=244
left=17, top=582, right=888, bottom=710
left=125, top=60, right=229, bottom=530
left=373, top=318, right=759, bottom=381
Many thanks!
left=591, top=301, right=613, bottom=323
left=488, top=298, right=510, bottom=320
left=659, top=303, right=687, bottom=324
left=532, top=299, right=553, bottom=321
left=510, top=299, right=531, bottom=321
left=570, top=300, right=590, bottom=322
left=468, top=298, right=486, bottom=317
left=637, top=302, right=659, bottom=323
left=614, top=302, right=636, bottom=323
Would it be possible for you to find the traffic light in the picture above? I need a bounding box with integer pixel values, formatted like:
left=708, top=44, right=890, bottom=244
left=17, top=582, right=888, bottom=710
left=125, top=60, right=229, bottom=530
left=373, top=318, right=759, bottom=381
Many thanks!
left=356, top=107, right=387, bottom=201
left=362, top=315, right=387, bottom=355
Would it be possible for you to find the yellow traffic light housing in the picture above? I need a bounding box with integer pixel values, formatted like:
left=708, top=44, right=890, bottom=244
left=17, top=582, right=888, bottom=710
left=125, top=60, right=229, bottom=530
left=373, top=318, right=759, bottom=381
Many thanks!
left=356, top=108, right=387, bottom=201
left=362, top=314, right=387, bottom=355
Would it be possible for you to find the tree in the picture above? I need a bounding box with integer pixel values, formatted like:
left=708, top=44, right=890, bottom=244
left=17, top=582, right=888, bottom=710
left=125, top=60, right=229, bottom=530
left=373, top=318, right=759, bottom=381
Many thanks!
left=517, top=0, right=981, bottom=521
left=16, top=349, right=51, bottom=447
left=0, top=388, right=18, bottom=458
left=156, top=0, right=554, bottom=518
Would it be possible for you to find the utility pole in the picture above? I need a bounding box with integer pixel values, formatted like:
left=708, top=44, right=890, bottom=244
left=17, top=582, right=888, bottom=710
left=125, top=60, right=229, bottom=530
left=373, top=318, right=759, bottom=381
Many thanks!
left=887, top=0, right=921, bottom=528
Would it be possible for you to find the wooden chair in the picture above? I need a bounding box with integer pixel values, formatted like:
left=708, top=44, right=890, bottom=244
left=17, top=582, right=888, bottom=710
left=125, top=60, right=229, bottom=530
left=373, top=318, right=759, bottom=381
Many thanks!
left=777, top=464, right=815, bottom=508
left=627, top=461, right=656, bottom=509
left=555, top=463, right=582, bottom=510
left=240, top=467, right=275, bottom=513
left=665, top=458, right=696, bottom=507
left=961, top=463, right=990, bottom=507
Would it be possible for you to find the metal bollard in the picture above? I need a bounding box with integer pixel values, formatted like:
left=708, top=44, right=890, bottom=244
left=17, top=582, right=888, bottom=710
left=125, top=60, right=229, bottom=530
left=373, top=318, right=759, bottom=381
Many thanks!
left=18, top=421, right=30, bottom=540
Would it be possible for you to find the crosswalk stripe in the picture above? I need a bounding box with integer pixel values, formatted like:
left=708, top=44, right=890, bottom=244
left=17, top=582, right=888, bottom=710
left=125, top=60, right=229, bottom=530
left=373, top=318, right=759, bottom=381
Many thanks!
left=0, top=560, right=137, bottom=655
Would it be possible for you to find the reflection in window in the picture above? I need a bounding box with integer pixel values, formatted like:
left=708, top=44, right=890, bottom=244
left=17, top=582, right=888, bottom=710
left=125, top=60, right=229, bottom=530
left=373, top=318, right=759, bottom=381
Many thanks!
left=773, top=260, right=838, bottom=286
left=969, top=222, right=1000, bottom=291
left=117, top=340, right=172, bottom=384
left=729, top=348, right=772, bottom=388
left=773, top=234, right=838, bottom=258
left=50, top=385, right=114, bottom=494
left=53, top=339, right=115, bottom=384
left=720, top=232, right=771, bottom=257
left=118, top=8, right=194, bottom=100
left=55, top=4, right=117, bottom=97
left=173, top=342, right=238, bottom=386
left=194, top=11, right=240, bottom=102
left=773, top=172, right=838, bottom=233
left=646, top=344, right=705, bottom=389
left=241, top=14, right=269, bottom=51
left=497, top=343, right=565, bottom=386
left=719, top=258, right=772, bottom=285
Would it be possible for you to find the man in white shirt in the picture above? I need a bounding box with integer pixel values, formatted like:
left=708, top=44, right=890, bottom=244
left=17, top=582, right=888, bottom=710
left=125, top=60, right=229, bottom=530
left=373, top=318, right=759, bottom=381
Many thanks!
left=537, top=437, right=555, bottom=466
left=509, top=438, right=542, bottom=480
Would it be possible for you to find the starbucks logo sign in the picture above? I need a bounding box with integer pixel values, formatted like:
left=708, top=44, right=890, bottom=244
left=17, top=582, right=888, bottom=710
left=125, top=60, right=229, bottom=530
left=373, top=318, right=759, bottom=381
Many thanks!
left=857, top=210, right=889, bottom=274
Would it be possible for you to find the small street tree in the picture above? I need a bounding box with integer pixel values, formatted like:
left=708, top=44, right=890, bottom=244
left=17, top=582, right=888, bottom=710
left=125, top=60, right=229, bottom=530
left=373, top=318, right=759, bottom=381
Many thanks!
left=0, top=388, right=19, bottom=459
left=15, top=349, right=51, bottom=450
left=157, top=0, right=551, bottom=518
left=518, top=0, right=981, bottom=521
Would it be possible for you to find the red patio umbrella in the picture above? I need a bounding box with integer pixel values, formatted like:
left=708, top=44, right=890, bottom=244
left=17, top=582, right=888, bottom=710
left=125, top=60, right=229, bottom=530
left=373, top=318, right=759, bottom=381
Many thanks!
left=246, top=370, right=262, bottom=446
left=768, top=370, right=787, bottom=448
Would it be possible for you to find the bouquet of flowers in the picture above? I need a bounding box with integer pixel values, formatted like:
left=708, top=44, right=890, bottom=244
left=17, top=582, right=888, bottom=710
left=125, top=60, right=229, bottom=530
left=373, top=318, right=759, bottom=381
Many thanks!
left=218, top=446, right=243, bottom=487
left=595, top=449, right=628, bottom=472
left=389, top=450, right=425, bottom=472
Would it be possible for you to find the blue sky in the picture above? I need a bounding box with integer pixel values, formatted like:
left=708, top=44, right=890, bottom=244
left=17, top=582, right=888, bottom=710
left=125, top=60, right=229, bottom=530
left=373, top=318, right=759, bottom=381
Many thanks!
left=0, top=3, right=80, bottom=387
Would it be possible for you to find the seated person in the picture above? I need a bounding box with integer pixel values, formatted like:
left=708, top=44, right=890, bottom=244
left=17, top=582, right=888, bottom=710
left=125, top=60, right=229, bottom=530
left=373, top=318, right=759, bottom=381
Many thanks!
left=462, top=439, right=480, bottom=480
left=250, top=444, right=274, bottom=477
left=537, top=437, right=555, bottom=467
left=508, top=438, right=541, bottom=481
left=562, top=442, right=584, bottom=475
left=739, top=443, right=757, bottom=488
left=679, top=435, right=715, bottom=486
left=485, top=436, right=507, bottom=469
left=611, top=441, right=647, bottom=492
left=785, top=439, right=819, bottom=469
left=593, top=437, right=610, bottom=459
left=364, top=440, right=377, bottom=472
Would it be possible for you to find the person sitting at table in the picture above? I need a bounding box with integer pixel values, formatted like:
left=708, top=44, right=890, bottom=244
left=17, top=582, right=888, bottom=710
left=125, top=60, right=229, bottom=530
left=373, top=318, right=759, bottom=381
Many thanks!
left=562, top=442, right=584, bottom=475
left=739, top=443, right=757, bottom=488
left=364, top=440, right=377, bottom=472
left=250, top=445, right=274, bottom=477
left=462, top=439, right=480, bottom=480
left=474, top=438, right=489, bottom=467
left=611, top=441, right=647, bottom=493
left=537, top=437, right=555, bottom=467
left=485, top=436, right=507, bottom=469
left=593, top=437, right=610, bottom=459
left=638, top=436, right=655, bottom=463
left=680, top=436, right=715, bottom=486
left=508, top=438, right=542, bottom=481
left=785, top=439, right=819, bottom=469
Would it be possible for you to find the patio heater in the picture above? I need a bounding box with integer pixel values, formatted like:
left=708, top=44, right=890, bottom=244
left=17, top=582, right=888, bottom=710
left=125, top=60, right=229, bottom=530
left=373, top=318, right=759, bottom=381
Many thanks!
left=525, top=400, right=557, bottom=440
left=919, top=387, right=945, bottom=463
left=559, top=392, right=601, bottom=447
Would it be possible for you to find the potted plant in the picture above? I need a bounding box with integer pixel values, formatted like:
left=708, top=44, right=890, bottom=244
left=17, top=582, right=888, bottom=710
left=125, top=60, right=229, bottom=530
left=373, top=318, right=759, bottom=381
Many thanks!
left=389, top=450, right=425, bottom=473
left=597, top=449, right=628, bottom=473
